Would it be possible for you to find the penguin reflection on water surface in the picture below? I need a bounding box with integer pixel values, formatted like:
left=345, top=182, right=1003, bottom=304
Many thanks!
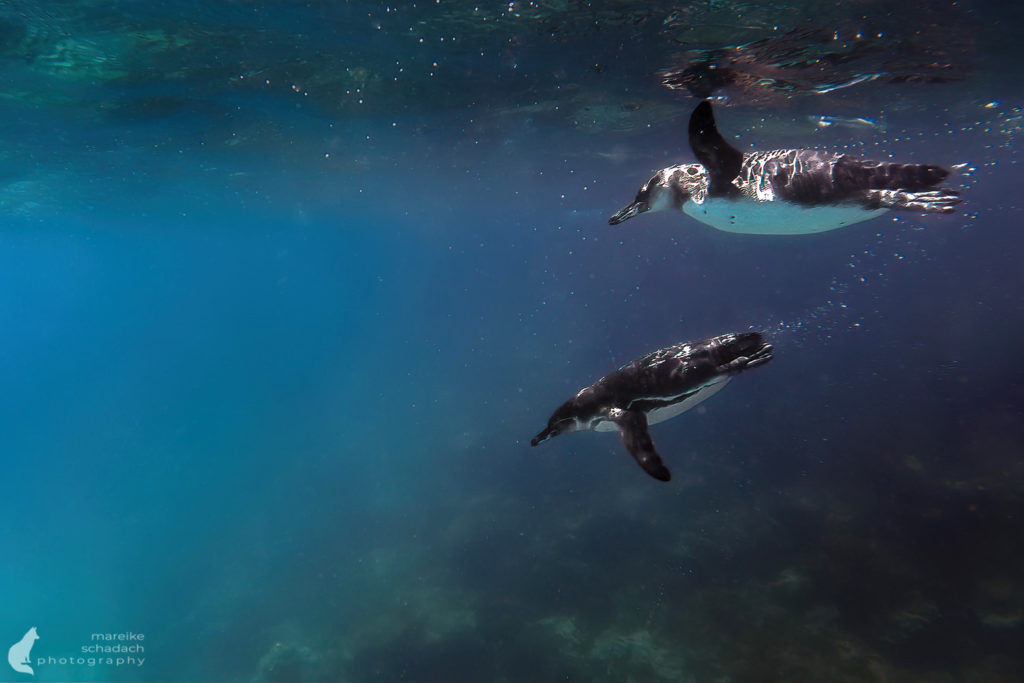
left=531, top=332, right=773, bottom=482
left=609, top=100, right=962, bottom=235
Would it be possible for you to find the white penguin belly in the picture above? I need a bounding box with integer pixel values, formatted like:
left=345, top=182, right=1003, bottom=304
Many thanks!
left=683, top=198, right=887, bottom=235
left=644, top=377, right=730, bottom=425
left=593, top=377, right=731, bottom=432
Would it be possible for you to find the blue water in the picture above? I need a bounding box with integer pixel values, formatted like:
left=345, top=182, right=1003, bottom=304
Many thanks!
left=1, top=2, right=1023, bottom=681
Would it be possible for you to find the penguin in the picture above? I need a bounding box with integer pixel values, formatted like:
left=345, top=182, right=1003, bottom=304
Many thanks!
left=530, top=332, right=773, bottom=481
left=608, top=100, right=962, bottom=234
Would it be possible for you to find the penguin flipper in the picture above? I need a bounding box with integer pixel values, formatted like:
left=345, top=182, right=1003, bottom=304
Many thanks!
left=615, top=410, right=671, bottom=482
left=688, top=100, right=743, bottom=196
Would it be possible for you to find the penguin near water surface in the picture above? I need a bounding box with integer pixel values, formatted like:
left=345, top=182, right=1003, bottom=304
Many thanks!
left=609, top=100, right=962, bottom=235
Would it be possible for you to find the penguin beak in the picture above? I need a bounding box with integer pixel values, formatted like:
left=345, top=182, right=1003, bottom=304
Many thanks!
left=530, top=427, right=553, bottom=446
left=608, top=199, right=648, bottom=225
left=532, top=415, right=579, bottom=446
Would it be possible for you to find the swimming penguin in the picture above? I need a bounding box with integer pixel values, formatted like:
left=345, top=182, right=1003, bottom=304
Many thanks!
left=530, top=332, right=773, bottom=482
left=608, top=100, right=962, bottom=234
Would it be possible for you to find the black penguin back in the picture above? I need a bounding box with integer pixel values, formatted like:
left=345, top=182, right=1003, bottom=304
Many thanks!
left=834, top=157, right=949, bottom=192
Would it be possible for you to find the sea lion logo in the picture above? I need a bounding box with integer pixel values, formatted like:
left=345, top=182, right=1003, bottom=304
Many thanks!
left=8, top=627, right=38, bottom=676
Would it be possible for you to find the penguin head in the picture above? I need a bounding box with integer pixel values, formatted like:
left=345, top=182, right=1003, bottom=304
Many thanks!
left=530, top=401, right=585, bottom=446
left=608, top=164, right=704, bottom=225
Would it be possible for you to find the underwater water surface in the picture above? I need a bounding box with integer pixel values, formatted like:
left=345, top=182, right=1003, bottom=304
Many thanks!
left=1, top=1, right=1023, bottom=681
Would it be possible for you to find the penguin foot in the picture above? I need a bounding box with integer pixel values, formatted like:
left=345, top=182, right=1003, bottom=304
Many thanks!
left=868, top=188, right=962, bottom=213
left=723, top=343, right=774, bottom=375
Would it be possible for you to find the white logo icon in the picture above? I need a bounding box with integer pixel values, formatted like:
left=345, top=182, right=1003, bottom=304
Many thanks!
left=8, top=627, right=38, bottom=676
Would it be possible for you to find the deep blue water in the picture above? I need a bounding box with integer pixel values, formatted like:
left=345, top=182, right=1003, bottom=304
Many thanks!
left=1, top=2, right=1023, bottom=681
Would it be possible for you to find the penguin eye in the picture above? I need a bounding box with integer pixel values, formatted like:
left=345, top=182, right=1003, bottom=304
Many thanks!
left=687, top=167, right=698, bottom=175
